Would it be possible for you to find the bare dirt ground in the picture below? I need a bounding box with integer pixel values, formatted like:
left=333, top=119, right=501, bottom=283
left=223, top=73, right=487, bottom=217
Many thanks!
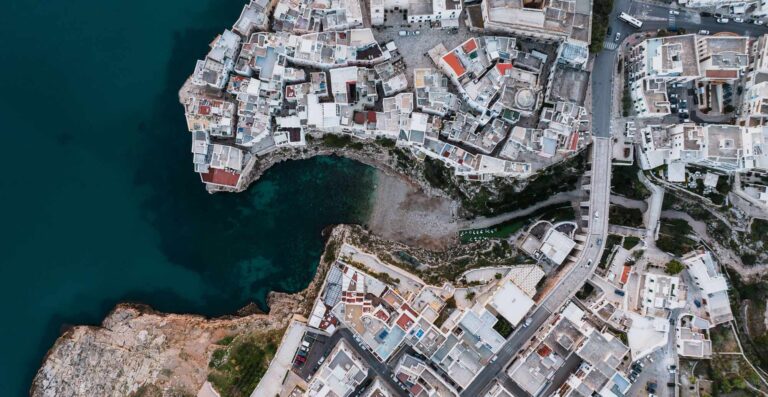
left=368, top=171, right=460, bottom=250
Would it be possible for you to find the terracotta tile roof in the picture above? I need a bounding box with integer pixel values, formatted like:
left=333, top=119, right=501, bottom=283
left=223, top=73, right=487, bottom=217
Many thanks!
left=620, top=265, right=631, bottom=285
left=442, top=52, right=466, bottom=77
left=705, top=69, right=738, bottom=79
left=396, top=313, right=414, bottom=330
left=496, top=62, right=513, bottom=75
left=201, top=168, right=240, bottom=187
left=462, top=38, right=478, bottom=53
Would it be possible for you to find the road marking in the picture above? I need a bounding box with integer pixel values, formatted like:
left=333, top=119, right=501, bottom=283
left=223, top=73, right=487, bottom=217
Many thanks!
left=603, top=41, right=618, bottom=51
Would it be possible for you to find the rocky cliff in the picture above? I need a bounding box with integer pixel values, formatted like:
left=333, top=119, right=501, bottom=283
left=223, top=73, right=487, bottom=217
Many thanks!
left=30, top=226, right=347, bottom=397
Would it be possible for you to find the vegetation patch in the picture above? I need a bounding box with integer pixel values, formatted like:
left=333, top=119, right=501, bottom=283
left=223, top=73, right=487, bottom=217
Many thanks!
left=599, top=234, right=624, bottom=268
left=590, top=0, right=615, bottom=53
left=710, top=324, right=740, bottom=353
left=608, top=205, right=643, bottom=228
left=493, top=315, right=514, bottom=338
left=622, top=236, right=641, bottom=250
left=656, top=218, right=697, bottom=256
left=611, top=164, right=651, bottom=200
left=458, top=204, right=575, bottom=243
left=576, top=282, right=595, bottom=300
left=207, top=329, right=284, bottom=397
left=456, top=151, right=586, bottom=216
left=664, top=259, right=684, bottom=275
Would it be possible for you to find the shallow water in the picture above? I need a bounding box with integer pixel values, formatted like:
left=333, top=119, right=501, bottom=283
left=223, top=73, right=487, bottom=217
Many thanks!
left=0, top=1, right=375, bottom=394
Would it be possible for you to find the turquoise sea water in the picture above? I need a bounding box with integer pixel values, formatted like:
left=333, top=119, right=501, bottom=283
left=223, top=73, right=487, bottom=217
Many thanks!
left=0, top=1, right=375, bottom=395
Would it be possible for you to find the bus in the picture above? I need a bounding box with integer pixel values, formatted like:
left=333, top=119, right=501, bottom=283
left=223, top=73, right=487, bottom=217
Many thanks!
left=618, top=12, right=643, bottom=29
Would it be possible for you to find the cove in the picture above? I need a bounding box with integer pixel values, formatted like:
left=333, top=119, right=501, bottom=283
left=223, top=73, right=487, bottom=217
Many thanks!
left=0, top=0, right=375, bottom=395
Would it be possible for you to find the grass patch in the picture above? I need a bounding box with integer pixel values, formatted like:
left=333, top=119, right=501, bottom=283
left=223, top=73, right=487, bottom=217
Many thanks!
left=750, top=219, right=768, bottom=245
left=609, top=205, right=643, bottom=228
left=622, top=236, right=641, bottom=250
left=656, top=218, right=697, bottom=256
left=458, top=205, right=575, bottom=243
left=374, top=136, right=396, bottom=148
left=493, top=315, right=514, bottom=338
left=665, top=259, right=684, bottom=275
left=459, top=221, right=525, bottom=243
left=576, top=282, right=595, bottom=300
left=711, top=324, right=740, bottom=353
left=423, top=157, right=454, bottom=192
left=611, top=163, right=651, bottom=200
left=207, top=328, right=284, bottom=397
left=599, top=234, right=623, bottom=268
left=459, top=151, right=586, bottom=216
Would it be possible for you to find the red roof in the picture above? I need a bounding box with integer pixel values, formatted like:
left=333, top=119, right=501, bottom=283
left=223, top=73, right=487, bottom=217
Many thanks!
left=402, top=303, right=418, bottom=317
left=537, top=345, right=552, bottom=357
left=496, top=62, right=513, bottom=75
left=396, top=313, right=414, bottom=330
left=375, top=309, right=390, bottom=321
left=569, top=131, right=579, bottom=151
left=442, top=52, right=466, bottom=77
left=620, top=265, right=632, bottom=285
left=201, top=168, right=240, bottom=187
left=367, top=111, right=377, bottom=123
left=462, top=38, right=478, bottom=53
left=198, top=105, right=211, bottom=115
left=705, top=70, right=738, bottom=79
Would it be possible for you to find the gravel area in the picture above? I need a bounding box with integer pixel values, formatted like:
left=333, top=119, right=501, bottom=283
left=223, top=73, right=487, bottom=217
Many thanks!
left=372, top=14, right=474, bottom=87
left=368, top=170, right=460, bottom=250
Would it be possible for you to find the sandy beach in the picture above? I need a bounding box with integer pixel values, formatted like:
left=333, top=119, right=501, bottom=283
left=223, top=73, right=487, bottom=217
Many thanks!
left=367, top=170, right=460, bottom=250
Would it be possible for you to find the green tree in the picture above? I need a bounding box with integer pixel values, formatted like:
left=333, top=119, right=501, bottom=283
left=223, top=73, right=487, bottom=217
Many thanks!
left=665, top=260, right=685, bottom=275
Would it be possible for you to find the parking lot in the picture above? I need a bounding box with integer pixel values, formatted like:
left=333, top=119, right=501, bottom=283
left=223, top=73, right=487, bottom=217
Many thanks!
left=371, top=13, right=473, bottom=86
left=292, top=329, right=332, bottom=381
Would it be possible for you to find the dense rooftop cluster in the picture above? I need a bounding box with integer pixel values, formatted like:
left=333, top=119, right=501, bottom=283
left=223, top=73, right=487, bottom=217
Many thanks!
left=180, top=0, right=593, bottom=191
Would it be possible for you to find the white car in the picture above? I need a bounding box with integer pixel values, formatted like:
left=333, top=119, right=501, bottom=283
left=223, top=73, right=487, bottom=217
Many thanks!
left=698, top=29, right=711, bottom=35
left=734, top=17, right=745, bottom=22
left=669, top=9, right=680, bottom=15
left=615, top=32, right=621, bottom=41
left=755, top=19, right=765, bottom=25
left=717, top=17, right=729, bottom=23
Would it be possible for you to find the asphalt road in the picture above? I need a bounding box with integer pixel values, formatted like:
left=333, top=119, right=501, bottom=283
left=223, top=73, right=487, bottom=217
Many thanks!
left=334, top=328, right=410, bottom=397
left=351, top=5, right=765, bottom=396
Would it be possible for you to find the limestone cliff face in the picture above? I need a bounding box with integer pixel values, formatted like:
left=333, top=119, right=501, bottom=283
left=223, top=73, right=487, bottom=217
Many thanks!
left=30, top=226, right=347, bottom=397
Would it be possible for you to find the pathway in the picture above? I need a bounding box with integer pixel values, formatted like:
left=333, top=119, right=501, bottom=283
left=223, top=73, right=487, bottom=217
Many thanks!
left=461, top=190, right=580, bottom=229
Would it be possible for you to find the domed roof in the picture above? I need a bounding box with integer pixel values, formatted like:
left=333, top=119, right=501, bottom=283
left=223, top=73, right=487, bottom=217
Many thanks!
left=515, top=89, right=535, bottom=109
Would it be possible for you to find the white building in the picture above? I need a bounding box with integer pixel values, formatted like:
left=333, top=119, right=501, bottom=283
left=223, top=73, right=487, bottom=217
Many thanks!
left=639, top=272, right=684, bottom=317
left=488, top=280, right=535, bottom=326
left=480, top=0, right=592, bottom=44
left=682, top=250, right=734, bottom=325
left=627, top=34, right=700, bottom=118
left=371, top=0, right=462, bottom=26
left=191, top=30, right=241, bottom=90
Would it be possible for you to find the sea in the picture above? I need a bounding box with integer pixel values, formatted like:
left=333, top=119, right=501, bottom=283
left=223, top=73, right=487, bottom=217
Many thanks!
left=0, top=1, right=376, bottom=395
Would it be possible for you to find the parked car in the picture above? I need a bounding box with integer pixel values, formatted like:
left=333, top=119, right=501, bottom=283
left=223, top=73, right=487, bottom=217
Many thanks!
left=669, top=9, right=680, bottom=15
left=734, top=17, right=745, bottom=22
left=694, top=299, right=702, bottom=308
left=717, top=17, right=729, bottom=23
left=615, top=289, right=626, bottom=297
left=755, top=19, right=765, bottom=25
left=698, top=29, right=711, bottom=35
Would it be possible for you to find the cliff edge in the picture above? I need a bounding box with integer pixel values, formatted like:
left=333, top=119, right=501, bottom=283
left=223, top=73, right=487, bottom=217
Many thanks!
left=30, top=226, right=348, bottom=397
